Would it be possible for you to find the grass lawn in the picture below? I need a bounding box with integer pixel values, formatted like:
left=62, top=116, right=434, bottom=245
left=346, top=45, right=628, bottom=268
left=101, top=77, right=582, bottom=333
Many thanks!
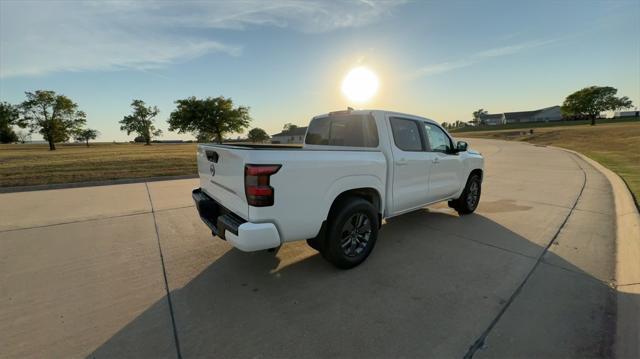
left=460, top=121, right=640, bottom=205
left=0, top=143, right=198, bottom=187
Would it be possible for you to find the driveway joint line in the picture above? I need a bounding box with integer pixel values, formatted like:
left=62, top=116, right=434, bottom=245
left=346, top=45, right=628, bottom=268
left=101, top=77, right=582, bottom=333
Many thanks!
left=420, top=222, right=539, bottom=261
left=0, top=211, right=150, bottom=234
left=463, top=151, right=588, bottom=358
left=484, top=195, right=612, bottom=217
left=617, top=282, right=640, bottom=287
left=145, top=183, right=183, bottom=359
left=0, top=205, right=196, bottom=234
left=538, top=259, right=616, bottom=287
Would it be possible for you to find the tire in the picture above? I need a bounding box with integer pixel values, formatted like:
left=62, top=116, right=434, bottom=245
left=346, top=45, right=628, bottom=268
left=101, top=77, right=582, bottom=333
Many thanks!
left=451, top=174, right=482, bottom=215
left=306, top=238, right=320, bottom=251
left=322, top=197, right=379, bottom=269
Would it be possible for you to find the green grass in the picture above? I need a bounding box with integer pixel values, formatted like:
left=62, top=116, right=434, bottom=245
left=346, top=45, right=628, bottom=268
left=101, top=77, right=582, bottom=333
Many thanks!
left=0, top=142, right=198, bottom=187
left=450, top=116, right=638, bottom=133
left=462, top=122, right=640, bottom=205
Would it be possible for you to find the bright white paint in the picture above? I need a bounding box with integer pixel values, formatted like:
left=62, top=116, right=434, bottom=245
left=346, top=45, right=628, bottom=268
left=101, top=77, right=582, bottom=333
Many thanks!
left=196, top=109, right=484, bottom=251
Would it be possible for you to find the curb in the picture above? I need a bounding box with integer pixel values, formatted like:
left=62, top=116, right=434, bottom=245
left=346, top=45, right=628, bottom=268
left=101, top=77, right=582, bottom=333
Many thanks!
left=0, top=174, right=198, bottom=194
left=555, top=147, right=640, bottom=359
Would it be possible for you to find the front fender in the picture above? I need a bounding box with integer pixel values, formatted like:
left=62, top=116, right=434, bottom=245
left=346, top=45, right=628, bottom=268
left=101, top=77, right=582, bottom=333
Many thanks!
left=454, top=156, right=484, bottom=199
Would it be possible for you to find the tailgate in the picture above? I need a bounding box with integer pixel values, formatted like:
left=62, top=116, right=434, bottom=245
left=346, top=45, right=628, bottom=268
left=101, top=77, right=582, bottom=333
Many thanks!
left=196, top=145, right=249, bottom=219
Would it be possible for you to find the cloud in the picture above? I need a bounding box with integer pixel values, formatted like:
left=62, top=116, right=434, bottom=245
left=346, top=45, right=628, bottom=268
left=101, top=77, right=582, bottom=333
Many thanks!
left=0, top=0, right=405, bottom=78
left=475, top=39, right=557, bottom=58
left=412, top=38, right=559, bottom=78
left=139, top=0, right=405, bottom=33
left=411, top=59, right=474, bottom=77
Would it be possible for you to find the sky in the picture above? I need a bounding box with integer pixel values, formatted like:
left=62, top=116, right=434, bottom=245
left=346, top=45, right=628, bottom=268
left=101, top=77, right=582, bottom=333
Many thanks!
left=1, top=0, right=639, bottom=142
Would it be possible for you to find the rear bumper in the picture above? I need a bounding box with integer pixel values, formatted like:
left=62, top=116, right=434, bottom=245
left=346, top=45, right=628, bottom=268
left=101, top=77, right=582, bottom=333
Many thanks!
left=192, top=188, right=281, bottom=251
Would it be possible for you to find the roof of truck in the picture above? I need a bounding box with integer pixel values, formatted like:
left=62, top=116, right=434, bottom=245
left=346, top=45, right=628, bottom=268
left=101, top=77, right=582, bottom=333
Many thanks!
left=316, top=109, right=436, bottom=123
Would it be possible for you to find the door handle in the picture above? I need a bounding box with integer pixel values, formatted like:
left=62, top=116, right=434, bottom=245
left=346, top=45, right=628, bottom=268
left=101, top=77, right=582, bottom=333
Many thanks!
left=396, top=158, right=408, bottom=166
left=432, top=157, right=440, bottom=164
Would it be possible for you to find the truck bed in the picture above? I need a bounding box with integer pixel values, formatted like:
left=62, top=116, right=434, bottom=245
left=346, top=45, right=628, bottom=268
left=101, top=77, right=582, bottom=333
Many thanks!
left=216, top=143, right=304, bottom=150
left=196, top=142, right=387, bottom=241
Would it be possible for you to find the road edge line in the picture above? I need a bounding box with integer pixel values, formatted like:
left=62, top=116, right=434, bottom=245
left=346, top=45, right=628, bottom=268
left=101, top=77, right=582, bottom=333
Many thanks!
left=553, top=146, right=640, bottom=359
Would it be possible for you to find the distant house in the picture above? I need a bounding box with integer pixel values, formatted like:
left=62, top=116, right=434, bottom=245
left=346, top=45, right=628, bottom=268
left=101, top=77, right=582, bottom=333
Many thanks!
left=479, top=106, right=562, bottom=125
left=271, top=127, right=307, bottom=144
left=480, top=113, right=506, bottom=126
left=504, top=106, right=562, bottom=123
left=613, top=109, right=640, bottom=118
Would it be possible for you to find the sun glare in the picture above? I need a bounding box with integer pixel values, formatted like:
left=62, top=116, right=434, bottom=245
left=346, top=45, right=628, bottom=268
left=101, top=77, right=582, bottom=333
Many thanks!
left=341, top=67, right=379, bottom=102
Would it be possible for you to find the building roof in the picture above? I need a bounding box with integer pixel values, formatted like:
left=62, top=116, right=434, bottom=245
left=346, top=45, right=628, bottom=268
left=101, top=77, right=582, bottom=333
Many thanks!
left=504, top=106, right=560, bottom=120
left=503, top=110, right=542, bottom=120
left=271, top=127, right=308, bottom=137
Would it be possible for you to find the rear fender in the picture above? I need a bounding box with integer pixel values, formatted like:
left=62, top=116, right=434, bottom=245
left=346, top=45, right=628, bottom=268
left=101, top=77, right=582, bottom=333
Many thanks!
left=322, top=175, right=385, bottom=221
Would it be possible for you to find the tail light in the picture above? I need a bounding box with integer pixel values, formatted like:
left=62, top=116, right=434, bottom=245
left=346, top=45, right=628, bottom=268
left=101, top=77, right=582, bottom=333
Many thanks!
left=244, top=164, right=281, bottom=207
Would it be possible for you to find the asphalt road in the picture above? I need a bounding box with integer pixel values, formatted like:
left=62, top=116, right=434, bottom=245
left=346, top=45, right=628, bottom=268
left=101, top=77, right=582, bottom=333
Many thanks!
left=0, top=139, right=619, bottom=358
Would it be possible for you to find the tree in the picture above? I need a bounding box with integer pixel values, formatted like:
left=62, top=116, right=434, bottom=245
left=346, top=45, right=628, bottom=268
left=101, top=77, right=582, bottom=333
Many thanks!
left=19, top=91, right=86, bottom=150
left=0, top=127, right=18, bottom=143
left=472, top=109, right=488, bottom=126
left=168, top=96, right=251, bottom=144
left=195, top=133, right=212, bottom=143
left=283, top=123, right=298, bottom=131
left=16, top=130, right=31, bottom=144
left=120, top=99, right=162, bottom=145
left=75, top=128, right=99, bottom=147
left=562, top=86, right=633, bottom=126
left=0, top=102, right=21, bottom=143
left=247, top=128, right=270, bottom=143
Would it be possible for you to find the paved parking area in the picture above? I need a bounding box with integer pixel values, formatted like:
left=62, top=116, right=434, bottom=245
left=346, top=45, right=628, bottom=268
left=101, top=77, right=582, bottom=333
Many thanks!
left=0, top=139, right=618, bottom=358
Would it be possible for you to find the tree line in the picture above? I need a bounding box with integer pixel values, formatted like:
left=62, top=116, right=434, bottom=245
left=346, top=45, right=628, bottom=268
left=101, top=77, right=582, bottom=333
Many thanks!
left=442, top=85, right=633, bottom=129
left=0, top=91, right=269, bottom=149
left=4, top=85, right=633, bottom=147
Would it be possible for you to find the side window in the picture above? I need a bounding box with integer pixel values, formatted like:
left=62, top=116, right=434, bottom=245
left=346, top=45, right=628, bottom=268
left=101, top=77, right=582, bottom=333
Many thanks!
left=424, top=123, right=452, bottom=153
left=390, top=117, right=423, bottom=151
left=306, top=118, right=330, bottom=145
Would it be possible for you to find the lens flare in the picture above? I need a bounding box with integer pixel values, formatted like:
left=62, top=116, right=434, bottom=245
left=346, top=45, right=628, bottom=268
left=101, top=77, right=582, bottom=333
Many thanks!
left=341, top=67, right=379, bottom=102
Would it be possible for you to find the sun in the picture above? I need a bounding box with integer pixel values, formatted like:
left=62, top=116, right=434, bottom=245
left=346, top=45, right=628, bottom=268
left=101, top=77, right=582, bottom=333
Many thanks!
left=341, top=67, right=379, bottom=103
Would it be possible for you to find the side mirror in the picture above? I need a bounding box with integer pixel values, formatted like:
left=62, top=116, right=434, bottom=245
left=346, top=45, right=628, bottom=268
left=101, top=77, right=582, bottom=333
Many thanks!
left=456, top=141, right=468, bottom=152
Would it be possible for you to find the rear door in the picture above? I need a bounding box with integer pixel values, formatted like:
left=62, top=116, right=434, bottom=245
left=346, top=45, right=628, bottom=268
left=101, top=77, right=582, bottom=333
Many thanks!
left=388, top=116, right=436, bottom=214
left=197, top=145, right=249, bottom=219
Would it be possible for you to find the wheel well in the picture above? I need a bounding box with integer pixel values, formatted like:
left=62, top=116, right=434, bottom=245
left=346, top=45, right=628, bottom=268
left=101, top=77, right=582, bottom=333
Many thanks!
left=469, top=168, right=483, bottom=182
left=329, top=188, right=382, bottom=226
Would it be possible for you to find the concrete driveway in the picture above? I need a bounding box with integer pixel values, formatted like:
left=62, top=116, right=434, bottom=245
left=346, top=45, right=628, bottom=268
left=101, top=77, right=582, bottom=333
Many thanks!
left=0, top=139, right=620, bottom=358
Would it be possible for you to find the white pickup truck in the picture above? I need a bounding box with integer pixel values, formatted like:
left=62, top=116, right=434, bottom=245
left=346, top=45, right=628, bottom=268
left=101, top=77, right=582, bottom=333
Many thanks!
left=192, top=109, right=484, bottom=268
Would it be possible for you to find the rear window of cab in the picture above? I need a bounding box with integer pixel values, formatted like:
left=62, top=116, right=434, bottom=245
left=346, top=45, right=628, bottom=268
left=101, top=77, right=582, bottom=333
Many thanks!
left=305, top=114, right=379, bottom=148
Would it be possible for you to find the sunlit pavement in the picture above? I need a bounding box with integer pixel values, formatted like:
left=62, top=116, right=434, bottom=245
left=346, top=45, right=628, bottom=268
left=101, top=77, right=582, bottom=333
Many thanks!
left=0, top=139, right=619, bottom=358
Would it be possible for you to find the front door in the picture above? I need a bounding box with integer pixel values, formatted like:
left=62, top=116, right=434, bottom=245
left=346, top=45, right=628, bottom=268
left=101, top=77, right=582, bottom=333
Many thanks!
left=389, top=117, right=435, bottom=214
left=423, top=122, right=464, bottom=202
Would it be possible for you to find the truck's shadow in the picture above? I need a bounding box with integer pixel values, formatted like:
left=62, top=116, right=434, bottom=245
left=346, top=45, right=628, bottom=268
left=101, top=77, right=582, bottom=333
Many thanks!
left=88, top=208, right=623, bottom=358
